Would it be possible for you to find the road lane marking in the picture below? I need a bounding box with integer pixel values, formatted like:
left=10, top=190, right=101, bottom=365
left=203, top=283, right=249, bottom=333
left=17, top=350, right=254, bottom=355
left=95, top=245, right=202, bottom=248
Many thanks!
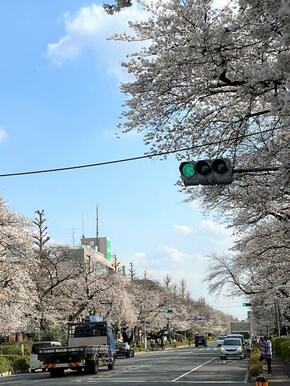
left=74, top=365, right=149, bottom=382
left=171, top=357, right=216, bottom=382
left=244, top=369, right=249, bottom=383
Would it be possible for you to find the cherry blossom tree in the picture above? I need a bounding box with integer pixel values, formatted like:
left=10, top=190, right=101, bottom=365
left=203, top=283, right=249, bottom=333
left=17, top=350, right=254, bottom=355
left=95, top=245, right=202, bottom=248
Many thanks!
left=113, top=0, right=290, bottom=333
left=0, top=199, right=34, bottom=333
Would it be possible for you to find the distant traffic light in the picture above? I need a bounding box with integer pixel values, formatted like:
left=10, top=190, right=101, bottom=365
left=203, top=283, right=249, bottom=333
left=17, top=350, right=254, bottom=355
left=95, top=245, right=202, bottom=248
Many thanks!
left=163, top=307, right=173, bottom=314
left=179, top=159, right=233, bottom=186
left=242, top=303, right=252, bottom=307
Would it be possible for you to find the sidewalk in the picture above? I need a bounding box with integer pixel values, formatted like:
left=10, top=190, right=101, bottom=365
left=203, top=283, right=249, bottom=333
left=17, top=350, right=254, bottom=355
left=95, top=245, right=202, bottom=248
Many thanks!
left=258, top=354, right=290, bottom=385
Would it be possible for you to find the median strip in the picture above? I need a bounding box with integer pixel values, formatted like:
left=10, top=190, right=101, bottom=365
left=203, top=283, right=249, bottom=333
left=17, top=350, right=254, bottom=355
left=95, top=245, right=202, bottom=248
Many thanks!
left=172, top=358, right=216, bottom=382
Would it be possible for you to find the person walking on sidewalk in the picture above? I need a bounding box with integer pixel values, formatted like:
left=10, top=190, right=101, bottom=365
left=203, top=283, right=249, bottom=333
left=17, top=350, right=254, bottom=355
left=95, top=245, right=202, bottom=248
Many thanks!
left=261, top=336, right=272, bottom=375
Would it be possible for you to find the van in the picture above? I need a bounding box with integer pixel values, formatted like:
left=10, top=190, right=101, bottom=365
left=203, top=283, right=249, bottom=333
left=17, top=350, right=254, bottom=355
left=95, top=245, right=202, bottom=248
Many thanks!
left=194, top=335, right=207, bottom=347
left=30, top=341, right=62, bottom=372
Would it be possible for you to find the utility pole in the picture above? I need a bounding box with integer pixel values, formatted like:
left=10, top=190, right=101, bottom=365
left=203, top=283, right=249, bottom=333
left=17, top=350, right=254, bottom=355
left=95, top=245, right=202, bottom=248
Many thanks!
left=274, top=299, right=281, bottom=337
left=96, top=205, right=99, bottom=250
left=81, top=213, right=85, bottom=238
left=142, top=305, right=147, bottom=350
left=71, top=227, right=77, bottom=246
left=144, top=319, right=147, bottom=350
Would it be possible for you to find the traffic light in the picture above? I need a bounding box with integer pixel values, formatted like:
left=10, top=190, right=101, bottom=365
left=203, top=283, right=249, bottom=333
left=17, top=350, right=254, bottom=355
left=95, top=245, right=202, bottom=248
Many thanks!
left=163, top=307, right=173, bottom=314
left=179, top=159, right=233, bottom=186
left=242, top=303, right=252, bottom=307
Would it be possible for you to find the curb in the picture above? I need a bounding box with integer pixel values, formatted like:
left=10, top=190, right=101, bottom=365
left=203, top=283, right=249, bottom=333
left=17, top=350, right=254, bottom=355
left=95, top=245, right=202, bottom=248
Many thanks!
left=135, top=345, right=190, bottom=354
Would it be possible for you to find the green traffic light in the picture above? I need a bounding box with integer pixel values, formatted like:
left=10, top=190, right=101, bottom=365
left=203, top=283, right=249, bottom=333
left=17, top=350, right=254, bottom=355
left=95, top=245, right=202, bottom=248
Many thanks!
left=181, top=163, right=196, bottom=177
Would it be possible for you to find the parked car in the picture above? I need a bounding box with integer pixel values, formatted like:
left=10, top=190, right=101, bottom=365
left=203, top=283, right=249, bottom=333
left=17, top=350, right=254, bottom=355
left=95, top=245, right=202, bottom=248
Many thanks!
left=217, top=335, right=226, bottom=347
left=115, top=342, right=135, bottom=358
left=220, top=338, right=245, bottom=360
left=194, top=335, right=207, bottom=347
left=30, top=341, right=62, bottom=373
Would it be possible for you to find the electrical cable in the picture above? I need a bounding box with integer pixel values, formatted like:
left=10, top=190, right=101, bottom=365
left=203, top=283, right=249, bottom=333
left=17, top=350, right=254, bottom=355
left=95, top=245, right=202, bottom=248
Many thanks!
left=0, top=127, right=284, bottom=178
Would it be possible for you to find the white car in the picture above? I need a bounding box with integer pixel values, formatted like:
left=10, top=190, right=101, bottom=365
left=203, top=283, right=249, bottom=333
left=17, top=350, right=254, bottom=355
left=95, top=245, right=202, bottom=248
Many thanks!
left=220, top=338, right=245, bottom=360
left=217, top=335, right=226, bottom=347
left=226, top=334, right=245, bottom=346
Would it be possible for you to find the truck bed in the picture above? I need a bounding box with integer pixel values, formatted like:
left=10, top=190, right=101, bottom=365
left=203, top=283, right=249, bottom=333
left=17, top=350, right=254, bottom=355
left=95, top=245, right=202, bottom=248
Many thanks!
left=38, top=345, right=109, bottom=363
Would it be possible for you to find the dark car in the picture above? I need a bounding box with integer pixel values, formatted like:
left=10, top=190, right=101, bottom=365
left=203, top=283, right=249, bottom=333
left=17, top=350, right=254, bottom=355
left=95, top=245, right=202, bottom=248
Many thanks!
left=115, top=342, right=135, bottom=358
left=195, top=335, right=207, bottom=347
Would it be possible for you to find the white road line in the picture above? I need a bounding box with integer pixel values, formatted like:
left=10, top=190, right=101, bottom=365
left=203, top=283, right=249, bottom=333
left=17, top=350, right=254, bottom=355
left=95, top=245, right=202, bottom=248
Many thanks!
left=74, top=365, right=147, bottom=383
left=243, top=370, right=249, bottom=383
left=171, top=357, right=216, bottom=382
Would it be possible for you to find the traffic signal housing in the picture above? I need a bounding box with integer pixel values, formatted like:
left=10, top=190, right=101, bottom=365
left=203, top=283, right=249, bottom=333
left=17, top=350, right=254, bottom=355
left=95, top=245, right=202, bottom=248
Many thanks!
left=242, top=303, right=252, bottom=307
left=179, top=159, right=233, bottom=186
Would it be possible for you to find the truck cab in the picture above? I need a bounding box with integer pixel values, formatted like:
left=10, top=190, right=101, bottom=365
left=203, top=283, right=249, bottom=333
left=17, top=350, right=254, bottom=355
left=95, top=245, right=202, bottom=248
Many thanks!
left=68, top=318, right=116, bottom=355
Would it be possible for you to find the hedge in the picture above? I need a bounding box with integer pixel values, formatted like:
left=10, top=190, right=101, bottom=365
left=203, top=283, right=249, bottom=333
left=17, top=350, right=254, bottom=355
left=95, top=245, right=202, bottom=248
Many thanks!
left=0, top=356, right=9, bottom=373
left=0, top=345, right=21, bottom=355
left=0, top=355, right=30, bottom=373
left=272, top=336, right=290, bottom=360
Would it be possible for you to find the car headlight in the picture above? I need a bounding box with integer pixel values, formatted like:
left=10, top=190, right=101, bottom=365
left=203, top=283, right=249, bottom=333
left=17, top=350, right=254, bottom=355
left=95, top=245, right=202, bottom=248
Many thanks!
left=237, top=347, right=242, bottom=352
left=220, top=347, right=225, bottom=352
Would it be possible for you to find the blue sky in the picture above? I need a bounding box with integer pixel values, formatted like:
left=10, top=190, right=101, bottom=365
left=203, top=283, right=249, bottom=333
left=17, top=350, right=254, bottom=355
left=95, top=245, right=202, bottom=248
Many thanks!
left=0, top=0, right=248, bottom=319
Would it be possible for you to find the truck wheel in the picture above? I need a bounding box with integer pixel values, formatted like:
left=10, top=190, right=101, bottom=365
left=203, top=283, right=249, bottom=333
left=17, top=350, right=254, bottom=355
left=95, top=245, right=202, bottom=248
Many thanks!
left=85, top=360, right=98, bottom=375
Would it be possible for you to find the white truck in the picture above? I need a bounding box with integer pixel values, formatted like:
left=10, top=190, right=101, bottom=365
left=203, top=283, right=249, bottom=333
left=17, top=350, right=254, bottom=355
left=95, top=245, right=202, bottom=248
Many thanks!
left=38, top=316, right=116, bottom=377
left=229, top=321, right=251, bottom=349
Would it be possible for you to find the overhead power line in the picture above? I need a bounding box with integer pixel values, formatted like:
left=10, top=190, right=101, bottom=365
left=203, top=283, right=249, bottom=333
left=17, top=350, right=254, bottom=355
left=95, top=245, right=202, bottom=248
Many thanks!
left=0, top=127, right=283, bottom=178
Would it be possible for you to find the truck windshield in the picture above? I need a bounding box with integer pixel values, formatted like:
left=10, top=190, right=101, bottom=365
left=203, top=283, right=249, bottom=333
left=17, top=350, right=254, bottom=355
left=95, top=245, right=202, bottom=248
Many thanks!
left=69, top=322, right=107, bottom=338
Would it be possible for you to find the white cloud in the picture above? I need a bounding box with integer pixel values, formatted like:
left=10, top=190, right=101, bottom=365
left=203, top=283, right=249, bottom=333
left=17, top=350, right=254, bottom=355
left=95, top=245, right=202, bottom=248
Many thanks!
left=0, top=128, right=7, bottom=142
left=135, top=252, right=146, bottom=258
left=45, top=3, right=148, bottom=80
left=200, top=219, right=232, bottom=236
left=159, top=244, right=191, bottom=263
left=173, top=224, right=193, bottom=236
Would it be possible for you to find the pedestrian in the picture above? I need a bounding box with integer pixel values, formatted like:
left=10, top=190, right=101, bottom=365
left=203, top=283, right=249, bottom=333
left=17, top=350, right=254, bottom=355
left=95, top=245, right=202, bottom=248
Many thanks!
left=260, top=336, right=272, bottom=375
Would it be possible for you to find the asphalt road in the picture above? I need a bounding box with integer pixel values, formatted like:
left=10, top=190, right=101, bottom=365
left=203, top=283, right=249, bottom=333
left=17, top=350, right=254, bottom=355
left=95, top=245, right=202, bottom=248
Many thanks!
left=0, top=344, right=250, bottom=386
